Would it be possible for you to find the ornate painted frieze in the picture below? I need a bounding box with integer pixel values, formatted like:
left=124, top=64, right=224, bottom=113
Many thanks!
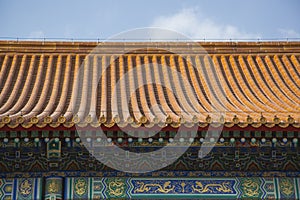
left=63, top=177, right=300, bottom=199
left=0, top=178, right=42, bottom=200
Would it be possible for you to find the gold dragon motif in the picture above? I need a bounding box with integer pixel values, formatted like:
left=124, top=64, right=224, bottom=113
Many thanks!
left=241, top=179, right=259, bottom=197
left=19, top=179, right=32, bottom=196
left=134, top=181, right=175, bottom=193
left=279, top=179, right=294, bottom=196
left=48, top=180, right=59, bottom=194
left=108, top=179, right=125, bottom=197
left=75, top=178, right=87, bottom=196
left=191, top=181, right=232, bottom=193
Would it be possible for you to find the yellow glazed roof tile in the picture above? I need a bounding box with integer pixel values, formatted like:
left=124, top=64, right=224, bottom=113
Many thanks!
left=0, top=41, right=299, bottom=128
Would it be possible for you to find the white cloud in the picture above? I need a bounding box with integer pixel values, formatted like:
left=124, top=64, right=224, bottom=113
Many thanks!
left=150, top=8, right=260, bottom=40
left=278, top=28, right=300, bottom=38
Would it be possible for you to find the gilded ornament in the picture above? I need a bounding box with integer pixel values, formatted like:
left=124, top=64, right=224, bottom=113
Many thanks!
left=90, top=121, right=100, bottom=127
left=2, top=116, right=11, bottom=124
left=246, top=115, right=253, bottom=124
left=178, top=116, right=185, bottom=123
left=287, top=115, right=294, bottom=124
left=180, top=182, right=186, bottom=193
left=134, top=181, right=175, bottom=193
left=241, top=179, right=259, bottom=197
left=206, top=115, right=212, bottom=123
left=63, top=121, right=74, bottom=128
left=279, top=179, right=294, bottom=196
left=130, top=122, right=142, bottom=128
left=30, top=116, right=39, bottom=124
left=113, top=115, right=120, bottom=123
left=108, top=179, right=125, bottom=197
left=84, top=115, right=92, bottom=123
left=251, top=122, right=262, bottom=128
left=273, top=115, right=280, bottom=124
left=5, top=185, right=12, bottom=192
left=49, top=122, right=60, bottom=128
left=19, top=179, right=32, bottom=197
left=260, top=115, right=267, bottom=124
left=9, top=122, right=20, bottom=128
left=44, top=116, right=52, bottom=124
left=126, top=116, right=134, bottom=123
left=171, top=121, right=181, bottom=128
left=165, top=115, right=172, bottom=124
left=191, top=181, right=232, bottom=193
left=72, top=115, right=80, bottom=123
left=58, top=115, right=66, bottom=123
left=48, top=180, right=59, bottom=193
left=237, top=122, right=248, bottom=128
left=99, top=115, right=106, bottom=123
left=139, top=116, right=147, bottom=124
left=16, top=116, right=24, bottom=124
left=233, top=115, right=239, bottom=124
left=75, top=178, right=87, bottom=196
left=279, top=122, right=289, bottom=128
left=265, top=122, right=275, bottom=128
left=104, top=121, right=115, bottom=128
left=198, top=122, right=208, bottom=127
left=224, top=122, right=234, bottom=127
left=144, top=122, right=155, bottom=128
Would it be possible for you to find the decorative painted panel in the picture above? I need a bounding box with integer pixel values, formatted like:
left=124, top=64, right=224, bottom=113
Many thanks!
left=129, top=178, right=237, bottom=199
left=0, top=178, right=42, bottom=200
left=0, top=178, right=13, bottom=200
left=277, top=178, right=297, bottom=199
left=64, top=177, right=299, bottom=199
left=1, top=141, right=300, bottom=174
left=104, top=178, right=129, bottom=199
left=65, top=177, right=104, bottom=199
left=45, top=177, right=63, bottom=200
left=0, top=177, right=299, bottom=199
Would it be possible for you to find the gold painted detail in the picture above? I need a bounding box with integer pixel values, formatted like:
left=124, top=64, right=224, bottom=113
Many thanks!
left=134, top=181, right=175, bottom=193
left=75, top=178, right=87, bottom=196
left=108, top=179, right=125, bottom=197
left=191, top=181, right=232, bottom=193
left=0, top=114, right=299, bottom=128
left=279, top=178, right=294, bottom=196
left=241, top=179, right=260, bottom=197
left=48, top=180, right=59, bottom=194
left=180, top=182, right=186, bottom=193
left=19, top=179, right=32, bottom=196
left=5, top=185, right=12, bottom=193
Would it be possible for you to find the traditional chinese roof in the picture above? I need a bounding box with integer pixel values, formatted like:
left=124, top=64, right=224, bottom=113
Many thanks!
left=0, top=41, right=299, bottom=129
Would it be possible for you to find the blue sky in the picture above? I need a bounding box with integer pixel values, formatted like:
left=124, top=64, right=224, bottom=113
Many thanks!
left=1, top=0, right=300, bottom=40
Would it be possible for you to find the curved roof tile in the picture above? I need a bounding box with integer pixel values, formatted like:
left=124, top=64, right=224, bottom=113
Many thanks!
left=0, top=41, right=299, bottom=128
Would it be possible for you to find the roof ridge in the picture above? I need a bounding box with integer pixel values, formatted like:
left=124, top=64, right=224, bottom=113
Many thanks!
left=0, top=40, right=300, bottom=54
